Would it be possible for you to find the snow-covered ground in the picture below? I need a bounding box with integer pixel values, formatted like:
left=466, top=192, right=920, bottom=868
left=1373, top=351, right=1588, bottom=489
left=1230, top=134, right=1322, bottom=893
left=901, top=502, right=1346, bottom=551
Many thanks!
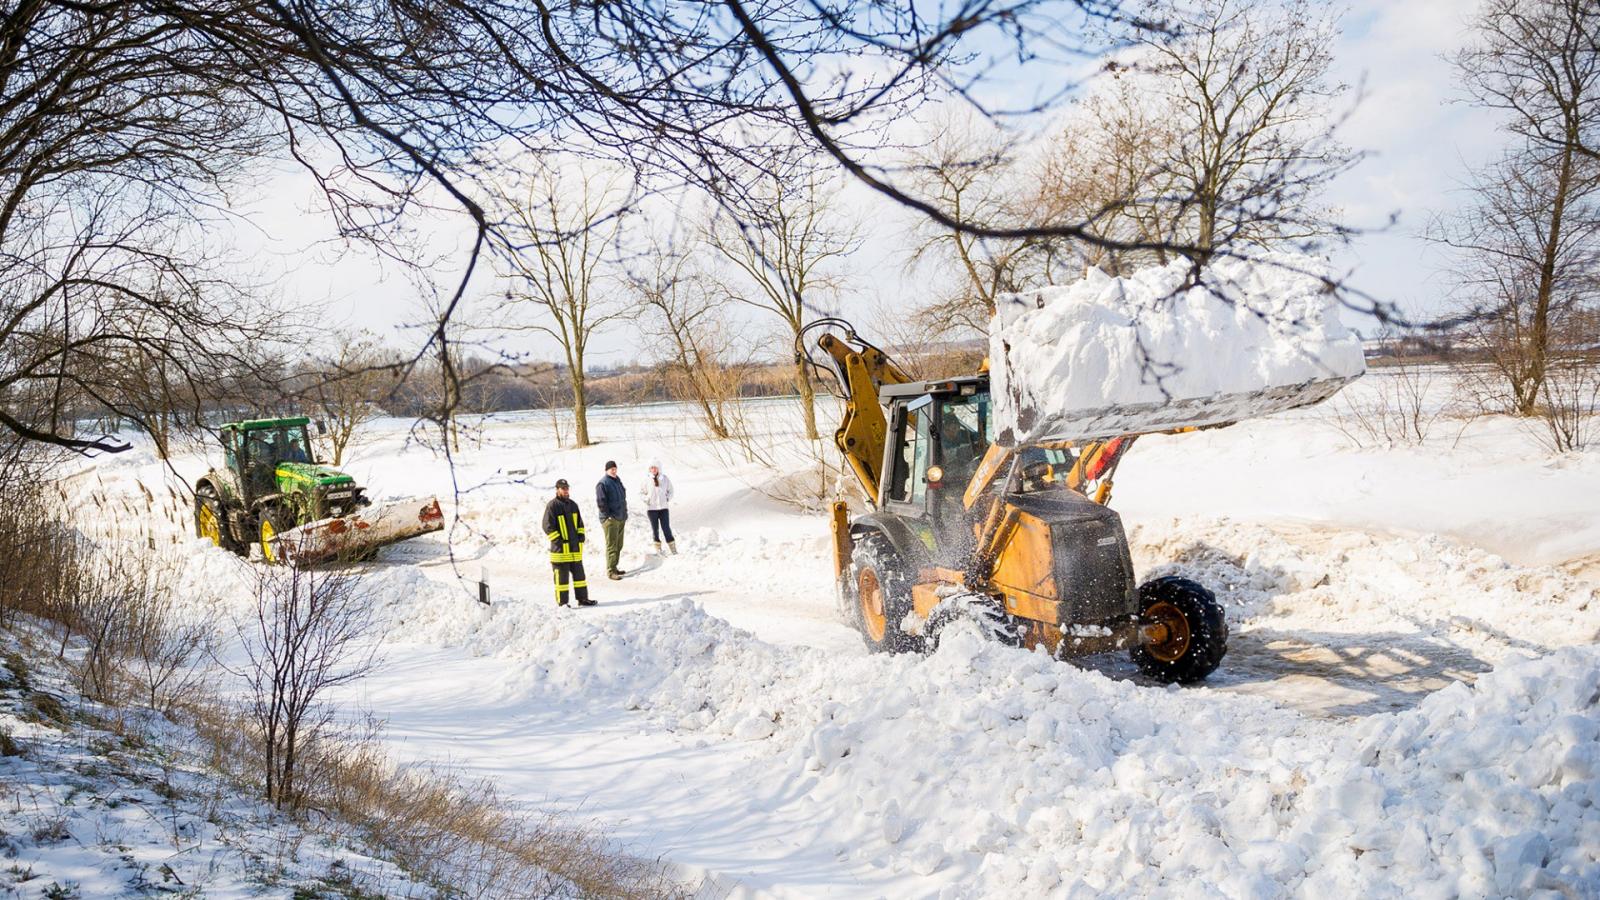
left=0, top=632, right=434, bottom=898
left=48, top=374, right=1600, bottom=897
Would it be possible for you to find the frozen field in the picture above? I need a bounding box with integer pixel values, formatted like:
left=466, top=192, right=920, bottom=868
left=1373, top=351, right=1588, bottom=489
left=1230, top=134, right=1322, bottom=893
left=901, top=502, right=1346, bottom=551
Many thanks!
left=53, top=372, right=1600, bottom=897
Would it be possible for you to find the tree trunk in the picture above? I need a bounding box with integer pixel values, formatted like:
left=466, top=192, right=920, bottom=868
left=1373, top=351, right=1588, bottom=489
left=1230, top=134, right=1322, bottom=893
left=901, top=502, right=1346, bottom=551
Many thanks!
left=281, top=723, right=297, bottom=809
left=694, top=387, right=726, bottom=439
left=795, top=357, right=819, bottom=440
left=571, top=368, right=591, bottom=447
left=683, top=348, right=731, bottom=440
left=1194, top=180, right=1218, bottom=259
left=1520, top=141, right=1577, bottom=416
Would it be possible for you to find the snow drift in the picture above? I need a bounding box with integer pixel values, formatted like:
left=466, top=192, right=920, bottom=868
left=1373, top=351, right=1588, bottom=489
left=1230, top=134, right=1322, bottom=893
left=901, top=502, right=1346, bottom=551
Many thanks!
left=990, top=253, right=1366, bottom=445
left=371, top=581, right=1600, bottom=898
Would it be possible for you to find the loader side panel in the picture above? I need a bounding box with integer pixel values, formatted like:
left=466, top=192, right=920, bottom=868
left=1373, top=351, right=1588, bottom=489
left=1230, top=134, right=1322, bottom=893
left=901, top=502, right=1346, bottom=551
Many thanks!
left=1001, top=493, right=1137, bottom=625
left=989, top=511, right=1059, bottom=623
left=1050, top=511, right=1138, bottom=623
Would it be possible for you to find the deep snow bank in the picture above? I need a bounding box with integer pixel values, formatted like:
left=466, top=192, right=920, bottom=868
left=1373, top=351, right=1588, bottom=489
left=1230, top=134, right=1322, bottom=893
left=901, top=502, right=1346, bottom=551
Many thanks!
left=990, top=253, right=1366, bottom=444
left=374, top=570, right=1600, bottom=897
left=1129, top=518, right=1600, bottom=647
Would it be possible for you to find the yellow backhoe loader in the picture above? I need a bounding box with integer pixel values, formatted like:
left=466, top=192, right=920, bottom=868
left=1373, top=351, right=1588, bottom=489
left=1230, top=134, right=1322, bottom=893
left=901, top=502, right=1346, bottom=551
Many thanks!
left=804, top=317, right=1352, bottom=683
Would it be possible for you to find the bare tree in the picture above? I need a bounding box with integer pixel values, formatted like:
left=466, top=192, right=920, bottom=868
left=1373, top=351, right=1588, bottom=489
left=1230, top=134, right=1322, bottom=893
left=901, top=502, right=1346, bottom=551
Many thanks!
left=707, top=168, right=860, bottom=441
left=902, top=119, right=1051, bottom=335
left=305, top=334, right=397, bottom=466
left=1437, top=0, right=1600, bottom=418
left=495, top=164, right=632, bottom=448
left=1437, top=152, right=1600, bottom=416
left=1035, top=73, right=1187, bottom=274
left=1143, top=0, right=1353, bottom=255
left=631, top=243, right=747, bottom=440
left=232, top=565, right=376, bottom=811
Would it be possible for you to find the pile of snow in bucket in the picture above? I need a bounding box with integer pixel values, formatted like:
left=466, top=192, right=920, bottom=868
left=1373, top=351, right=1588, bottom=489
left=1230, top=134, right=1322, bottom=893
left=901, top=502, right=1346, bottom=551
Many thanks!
left=990, top=252, right=1366, bottom=444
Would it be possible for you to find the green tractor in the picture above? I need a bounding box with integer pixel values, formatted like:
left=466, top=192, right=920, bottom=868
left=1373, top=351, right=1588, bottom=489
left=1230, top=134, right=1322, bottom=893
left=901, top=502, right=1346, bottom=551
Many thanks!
left=194, top=416, right=443, bottom=565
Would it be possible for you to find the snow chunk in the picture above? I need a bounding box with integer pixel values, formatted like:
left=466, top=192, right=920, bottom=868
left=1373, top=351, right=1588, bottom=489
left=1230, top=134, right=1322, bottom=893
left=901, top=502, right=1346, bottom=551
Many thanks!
left=990, top=253, right=1365, bottom=444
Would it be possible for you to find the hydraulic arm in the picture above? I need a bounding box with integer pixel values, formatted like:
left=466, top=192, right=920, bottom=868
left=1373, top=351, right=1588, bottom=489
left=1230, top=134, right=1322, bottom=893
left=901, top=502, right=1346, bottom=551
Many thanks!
left=800, top=318, right=911, bottom=502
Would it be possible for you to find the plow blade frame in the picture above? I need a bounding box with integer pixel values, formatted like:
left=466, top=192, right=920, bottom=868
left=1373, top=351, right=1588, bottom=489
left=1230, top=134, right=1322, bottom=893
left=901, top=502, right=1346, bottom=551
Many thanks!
left=269, top=497, right=444, bottom=565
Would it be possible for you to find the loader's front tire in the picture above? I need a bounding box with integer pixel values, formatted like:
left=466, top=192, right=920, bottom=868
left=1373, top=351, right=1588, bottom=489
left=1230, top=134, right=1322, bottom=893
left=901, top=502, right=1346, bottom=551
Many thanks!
left=1131, top=576, right=1228, bottom=684
left=257, top=507, right=295, bottom=566
left=925, top=593, right=1022, bottom=653
left=847, top=534, right=920, bottom=654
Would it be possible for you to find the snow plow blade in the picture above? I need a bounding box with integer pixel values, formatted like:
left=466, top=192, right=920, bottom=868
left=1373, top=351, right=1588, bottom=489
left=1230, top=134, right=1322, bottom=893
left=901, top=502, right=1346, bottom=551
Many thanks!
left=269, top=497, right=444, bottom=566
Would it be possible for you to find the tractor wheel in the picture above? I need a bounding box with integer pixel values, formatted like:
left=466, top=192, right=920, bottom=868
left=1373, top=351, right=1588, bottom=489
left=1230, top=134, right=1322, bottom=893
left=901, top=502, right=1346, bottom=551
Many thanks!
left=925, top=592, right=1021, bottom=653
left=256, top=507, right=295, bottom=566
left=194, top=485, right=242, bottom=555
left=1130, top=576, right=1228, bottom=684
left=846, top=534, right=920, bottom=654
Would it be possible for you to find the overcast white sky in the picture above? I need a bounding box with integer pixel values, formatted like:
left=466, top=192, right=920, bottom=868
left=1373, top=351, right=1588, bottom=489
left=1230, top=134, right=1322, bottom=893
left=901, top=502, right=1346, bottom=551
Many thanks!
left=233, top=0, right=1504, bottom=367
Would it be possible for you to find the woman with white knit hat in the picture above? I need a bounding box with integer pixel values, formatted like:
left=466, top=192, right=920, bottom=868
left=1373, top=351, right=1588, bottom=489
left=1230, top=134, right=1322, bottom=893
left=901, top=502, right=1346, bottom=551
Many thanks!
left=641, top=459, right=676, bottom=555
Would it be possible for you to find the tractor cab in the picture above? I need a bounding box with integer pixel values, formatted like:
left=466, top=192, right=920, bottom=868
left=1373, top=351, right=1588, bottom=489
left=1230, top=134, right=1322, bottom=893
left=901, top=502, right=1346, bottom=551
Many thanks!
left=220, top=418, right=319, bottom=504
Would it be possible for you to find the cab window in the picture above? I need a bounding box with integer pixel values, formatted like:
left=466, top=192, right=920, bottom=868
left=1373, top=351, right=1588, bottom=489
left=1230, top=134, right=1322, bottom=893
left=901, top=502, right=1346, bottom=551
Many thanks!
left=935, top=393, right=989, bottom=483
left=1015, top=446, right=1080, bottom=493
left=888, top=408, right=922, bottom=503
left=908, top=409, right=932, bottom=504
left=278, top=425, right=311, bottom=463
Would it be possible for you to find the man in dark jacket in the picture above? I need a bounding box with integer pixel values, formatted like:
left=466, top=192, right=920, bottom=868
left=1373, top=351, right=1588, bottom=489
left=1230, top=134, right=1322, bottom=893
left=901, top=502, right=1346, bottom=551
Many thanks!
left=543, top=479, right=593, bottom=607
left=595, top=460, right=627, bottom=579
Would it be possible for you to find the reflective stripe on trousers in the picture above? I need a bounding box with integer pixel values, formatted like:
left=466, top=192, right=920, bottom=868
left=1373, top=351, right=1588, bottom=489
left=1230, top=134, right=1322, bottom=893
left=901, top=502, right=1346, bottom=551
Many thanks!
left=553, top=560, right=588, bottom=605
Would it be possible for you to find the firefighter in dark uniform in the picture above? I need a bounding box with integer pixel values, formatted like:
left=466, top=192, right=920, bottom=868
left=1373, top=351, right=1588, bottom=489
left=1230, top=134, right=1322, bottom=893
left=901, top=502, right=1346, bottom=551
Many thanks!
left=543, top=479, right=594, bottom=607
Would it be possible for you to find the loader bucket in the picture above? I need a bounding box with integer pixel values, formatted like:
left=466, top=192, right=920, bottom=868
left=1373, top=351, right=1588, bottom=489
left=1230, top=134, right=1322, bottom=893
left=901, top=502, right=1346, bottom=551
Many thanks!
left=997, top=372, right=1361, bottom=445
left=989, top=253, right=1367, bottom=446
left=268, top=497, right=445, bottom=566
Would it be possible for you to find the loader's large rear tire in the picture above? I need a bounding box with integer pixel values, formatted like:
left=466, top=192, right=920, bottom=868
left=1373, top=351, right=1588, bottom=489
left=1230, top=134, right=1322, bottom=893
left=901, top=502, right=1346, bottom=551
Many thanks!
left=257, top=506, right=295, bottom=566
left=1131, top=576, right=1227, bottom=684
left=847, top=534, right=920, bottom=654
left=194, top=485, right=243, bottom=556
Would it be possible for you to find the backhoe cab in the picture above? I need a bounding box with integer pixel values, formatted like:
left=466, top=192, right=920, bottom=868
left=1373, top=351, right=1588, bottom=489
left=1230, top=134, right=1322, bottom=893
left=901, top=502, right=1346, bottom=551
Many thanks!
left=194, top=417, right=444, bottom=566
left=806, top=320, right=1226, bottom=683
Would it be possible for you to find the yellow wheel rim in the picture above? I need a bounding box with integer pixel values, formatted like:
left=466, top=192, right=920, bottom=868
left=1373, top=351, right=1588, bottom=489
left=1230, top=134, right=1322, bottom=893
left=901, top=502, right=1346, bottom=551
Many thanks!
left=1143, top=600, right=1192, bottom=663
left=198, top=503, right=221, bottom=546
left=260, top=518, right=278, bottom=564
left=858, top=568, right=888, bottom=642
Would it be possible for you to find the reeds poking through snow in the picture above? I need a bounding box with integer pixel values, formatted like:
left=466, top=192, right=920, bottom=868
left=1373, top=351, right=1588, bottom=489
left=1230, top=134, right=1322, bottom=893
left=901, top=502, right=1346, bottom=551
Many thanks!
left=186, top=699, right=688, bottom=899
left=2, top=450, right=687, bottom=897
left=0, top=472, right=213, bottom=713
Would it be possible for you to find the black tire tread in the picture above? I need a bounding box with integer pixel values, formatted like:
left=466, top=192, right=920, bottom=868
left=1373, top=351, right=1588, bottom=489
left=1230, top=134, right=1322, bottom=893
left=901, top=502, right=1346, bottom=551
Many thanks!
left=848, top=534, right=921, bottom=654
left=1131, top=575, right=1228, bottom=684
left=925, top=593, right=1021, bottom=653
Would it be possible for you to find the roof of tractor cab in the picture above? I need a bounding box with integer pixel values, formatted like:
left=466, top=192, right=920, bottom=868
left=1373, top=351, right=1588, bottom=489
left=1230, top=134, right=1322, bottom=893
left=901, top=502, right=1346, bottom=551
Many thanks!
left=879, top=373, right=989, bottom=402
left=222, top=416, right=311, bottom=432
